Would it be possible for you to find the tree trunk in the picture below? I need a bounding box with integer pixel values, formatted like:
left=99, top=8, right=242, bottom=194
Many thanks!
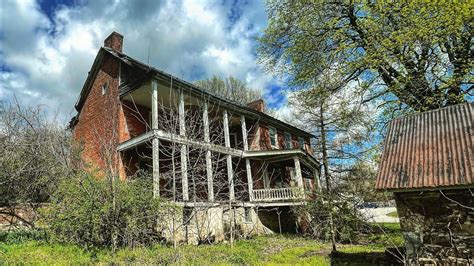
left=319, top=103, right=337, bottom=253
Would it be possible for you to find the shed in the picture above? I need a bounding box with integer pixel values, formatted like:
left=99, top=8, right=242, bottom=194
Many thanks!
left=376, top=102, right=473, bottom=264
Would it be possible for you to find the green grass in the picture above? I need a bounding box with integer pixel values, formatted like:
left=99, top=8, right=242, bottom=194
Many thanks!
left=0, top=224, right=403, bottom=265
left=386, top=211, right=399, bottom=218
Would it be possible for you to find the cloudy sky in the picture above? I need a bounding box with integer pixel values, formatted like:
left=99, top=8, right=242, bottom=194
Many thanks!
left=1, top=0, right=288, bottom=121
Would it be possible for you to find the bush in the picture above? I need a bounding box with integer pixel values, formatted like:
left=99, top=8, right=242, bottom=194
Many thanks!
left=41, top=173, right=169, bottom=249
left=296, top=193, right=371, bottom=243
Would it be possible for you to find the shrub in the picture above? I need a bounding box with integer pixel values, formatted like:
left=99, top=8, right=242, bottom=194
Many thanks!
left=296, top=193, right=371, bottom=243
left=41, top=172, right=170, bottom=249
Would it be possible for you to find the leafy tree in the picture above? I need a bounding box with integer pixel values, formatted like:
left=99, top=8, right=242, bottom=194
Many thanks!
left=195, top=76, right=263, bottom=106
left=259, top=1, right=473, bottom=111
left=287, top=72, right=376, bottom=251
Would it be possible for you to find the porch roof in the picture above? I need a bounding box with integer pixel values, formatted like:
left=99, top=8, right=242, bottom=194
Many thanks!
left=244, top=149, right=320, bottom=171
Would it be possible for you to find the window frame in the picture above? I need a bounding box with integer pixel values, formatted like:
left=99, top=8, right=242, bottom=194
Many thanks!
left=101, top=82, right=109, bottom=95
left=298, top=137, right=305, bottom=150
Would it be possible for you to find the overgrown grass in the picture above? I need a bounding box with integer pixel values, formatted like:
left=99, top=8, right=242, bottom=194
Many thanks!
left=0, top=224, right=403, bottom=265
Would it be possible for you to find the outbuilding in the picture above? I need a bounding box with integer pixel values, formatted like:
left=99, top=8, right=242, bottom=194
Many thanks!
left=376, top=102, right=473, bottom=264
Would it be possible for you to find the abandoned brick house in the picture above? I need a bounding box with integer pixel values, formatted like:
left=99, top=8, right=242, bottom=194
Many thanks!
left=70, top=32, right=320, bottom=242
left=376, top=102, right=473, bottom=264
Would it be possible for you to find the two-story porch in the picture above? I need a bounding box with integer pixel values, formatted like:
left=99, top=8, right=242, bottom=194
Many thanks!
left=113, top=51, right=319, bottom=205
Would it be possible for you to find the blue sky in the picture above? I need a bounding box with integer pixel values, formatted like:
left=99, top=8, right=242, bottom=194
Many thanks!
left=1, top=0, right=289, bottom=121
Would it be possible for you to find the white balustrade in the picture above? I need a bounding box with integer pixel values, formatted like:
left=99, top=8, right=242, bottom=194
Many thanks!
left=252, top=187, right=304, bottom=202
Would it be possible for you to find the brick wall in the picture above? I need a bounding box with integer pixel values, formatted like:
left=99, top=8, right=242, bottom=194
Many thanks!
left=73, top=54, right=122, bottom=176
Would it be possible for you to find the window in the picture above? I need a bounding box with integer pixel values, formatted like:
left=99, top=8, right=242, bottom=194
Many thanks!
left=298, top=137, right=305, bottom=150
left=101, top=82, right=109, bottom=95
left=269, top=126, right=277, bottom=148
left=284, top=132, right=292, bottom=149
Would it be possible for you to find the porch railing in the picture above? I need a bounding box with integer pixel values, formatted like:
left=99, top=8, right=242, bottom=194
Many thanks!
left=252, top=187, right=304, bottom=202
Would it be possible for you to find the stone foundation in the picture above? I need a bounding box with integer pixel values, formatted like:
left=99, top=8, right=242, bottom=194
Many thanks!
left=158, top=205, right=276, bottom=245
left=394, top=189, right=473, bottom=265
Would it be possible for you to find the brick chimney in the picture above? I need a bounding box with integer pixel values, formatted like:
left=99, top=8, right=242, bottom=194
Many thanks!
left=247, top=99, right=265, bottom=112
left=104, top=31, right=123, bottom=52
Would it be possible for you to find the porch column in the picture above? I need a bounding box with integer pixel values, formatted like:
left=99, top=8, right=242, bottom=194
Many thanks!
left=223, top=110, right=235, bottom=201
left=203, top=102, right=214, bottom=201
left=314, top=169, right=321, bottom=192
left=151, top=79, right=160, bottom=198
left=241, top=115, right=253, bottom=201
left=179, top=90, right=189, bottom=201
left=293, top=156, right=303, bottom=189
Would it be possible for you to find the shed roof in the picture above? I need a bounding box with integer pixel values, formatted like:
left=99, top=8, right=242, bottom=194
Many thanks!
left=376, top=102, right=473, bottom=191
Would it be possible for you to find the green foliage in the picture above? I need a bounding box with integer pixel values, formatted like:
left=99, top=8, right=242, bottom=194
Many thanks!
left=0, top=232, right=404, bottom=265
left=41, top=173, right=169, bottom=249
left=259, top=1, right=472, bottom=111
left=298, top=194, right=371, bottom=244
left=0, top=229, right=46, bottom=244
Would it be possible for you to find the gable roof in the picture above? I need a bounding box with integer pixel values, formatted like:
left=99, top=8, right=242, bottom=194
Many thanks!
left=72, top=47, right=315, bottom=138
left=376, top=102, right=474, bottom=191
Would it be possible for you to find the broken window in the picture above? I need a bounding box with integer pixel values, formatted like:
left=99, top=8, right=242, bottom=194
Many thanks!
left=101, top=82, right=109, bottom=95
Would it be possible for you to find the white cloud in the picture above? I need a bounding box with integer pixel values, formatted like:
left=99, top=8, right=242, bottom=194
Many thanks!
left=1, top=0, right=277, bottom=121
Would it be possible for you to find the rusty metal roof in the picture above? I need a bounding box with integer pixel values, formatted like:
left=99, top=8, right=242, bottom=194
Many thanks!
left=376, top=102, right=474, bottom=190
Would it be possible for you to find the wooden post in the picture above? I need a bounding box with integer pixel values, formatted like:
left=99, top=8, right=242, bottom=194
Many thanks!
left=294, top=156, right=303, bottom=189
left=179, top=90, right=189, bottom=201
left=223, top=110, right=235, bottom=201
left=241, top=115, right=248, bottom=151
left=151, top=79, right=160, bottom=198
left=246, top=159, right=253, bottom=201
left=203, top=102, right=214, bottom=201
left=314, top=169, right=321, bottom=192
left=241, top=115, right=253, bottom=201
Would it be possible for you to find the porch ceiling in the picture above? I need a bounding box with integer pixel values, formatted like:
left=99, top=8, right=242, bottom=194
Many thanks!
left=244, top=149, right=320, bottom=170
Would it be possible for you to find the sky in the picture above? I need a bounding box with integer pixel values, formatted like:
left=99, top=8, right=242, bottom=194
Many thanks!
left=1, top=0, right=289, bottom=122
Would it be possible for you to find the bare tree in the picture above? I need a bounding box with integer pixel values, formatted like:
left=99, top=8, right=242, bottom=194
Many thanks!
left=0, top=98, right=74, bottom=230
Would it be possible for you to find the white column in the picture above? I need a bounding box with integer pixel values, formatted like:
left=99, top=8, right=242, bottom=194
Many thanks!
left=246, top=159, right=253, bottom=201
left=151, top=79, right=160, bottom=198
left=294, top=156, right=303, bottom=189
left=241, top=115, right=248, bottom=151
left=223, top=110, right=235, bottom=201
left=314, top=169, right=321, bottom=192
left=203, top=102, right=214, bottom=201
left=241, top=115, right=253, bottom=201
left=179, top=90, right=189, bottom=201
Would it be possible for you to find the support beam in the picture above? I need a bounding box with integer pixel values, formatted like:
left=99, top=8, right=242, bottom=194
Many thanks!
left=223, top=110, right=230, bottom=147
left=151, top=79, right=159, bottom=198
left=151, top=79, right=159, bottom=130
left=203, top=102, right=213, bottom=201
left=203, top=102, right=210, bottom=142
left=179, top=90, right=189, bottom=201
left=246, top=158, right=253, bottom=201
left=153, top=138, right=160, bottom=197
left=223, top=110, right=235, bottom=201
left=314, top=169, right=321, bottom=192
left=181, top=144, right=189, bottom=201
left=294, top=156, right=303, bottom=189
left=241, top=115, right=248, bottom=151
left=179, top=90, right=186, bottom=136
left=206, top=150, right=214, bottom=201
left=227, top=155, right=235, bottom=201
